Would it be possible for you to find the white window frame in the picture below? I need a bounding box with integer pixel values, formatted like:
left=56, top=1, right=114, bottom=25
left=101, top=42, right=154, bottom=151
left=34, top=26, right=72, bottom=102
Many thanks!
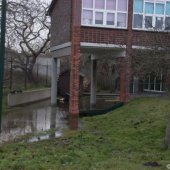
left=81, top=0, right=129, bottom=29
left=133, top=0, right=170, bottom=31
left=144, top=72, right=165, bottom=92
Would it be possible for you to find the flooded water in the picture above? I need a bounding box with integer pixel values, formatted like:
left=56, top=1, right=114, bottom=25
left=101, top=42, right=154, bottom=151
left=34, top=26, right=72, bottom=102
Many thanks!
left=0, top=96, right=117, bottom=144
left=0, top=100, right=71, bottom=143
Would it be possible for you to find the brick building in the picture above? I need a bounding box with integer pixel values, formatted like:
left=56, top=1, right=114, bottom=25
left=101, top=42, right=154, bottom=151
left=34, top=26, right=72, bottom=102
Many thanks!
left=48, top=0, right=170, bottom=115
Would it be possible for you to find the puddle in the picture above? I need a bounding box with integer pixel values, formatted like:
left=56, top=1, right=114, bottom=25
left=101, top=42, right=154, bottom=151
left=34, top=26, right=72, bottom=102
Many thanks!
left=0, top=96, right=117, bottom=143
left=80, top=96, right=118, bottom=111
left=28, top=131, right=63, bottom=143
left=0, top=100, right=71, bottom=143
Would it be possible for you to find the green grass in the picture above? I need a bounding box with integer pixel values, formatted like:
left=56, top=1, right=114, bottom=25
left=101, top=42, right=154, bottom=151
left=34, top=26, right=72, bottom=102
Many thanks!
left=1, top=97, right=170, bottom=170
left=2, top=96, right=7, bottom=113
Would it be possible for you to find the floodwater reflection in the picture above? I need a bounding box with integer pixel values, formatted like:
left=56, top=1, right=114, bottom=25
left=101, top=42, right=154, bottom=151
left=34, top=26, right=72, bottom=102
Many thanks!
left=0, top=96, right=115, bottom=143
left=0, top=100, right=77, bottom=143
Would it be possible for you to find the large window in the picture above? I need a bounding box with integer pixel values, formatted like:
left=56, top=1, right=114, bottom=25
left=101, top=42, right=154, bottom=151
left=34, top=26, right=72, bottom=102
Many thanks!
left=144, top=73, right=165, bottom=92
left=133, top=0, right=170, bottom=31
left=82, top=0, right=128, bottom=28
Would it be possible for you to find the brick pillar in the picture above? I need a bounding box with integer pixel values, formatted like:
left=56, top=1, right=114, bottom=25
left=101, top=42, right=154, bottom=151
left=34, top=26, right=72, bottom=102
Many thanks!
left=120, top=58, right=126, bottom=102
left=120, top=57, right=131, bottom=103
left=69, top=32, right=81, bottom=115
left=119, top=0, right=133, bottom=103
left=69, top=0, right=81, bottom=115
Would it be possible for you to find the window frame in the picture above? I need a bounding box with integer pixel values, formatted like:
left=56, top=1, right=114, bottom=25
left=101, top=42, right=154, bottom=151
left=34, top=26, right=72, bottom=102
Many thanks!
left=133, top=0, right=170, bottom=31
left=81, top=0, right=129, bottom=29
left=144, top=72, right=165, bottom=92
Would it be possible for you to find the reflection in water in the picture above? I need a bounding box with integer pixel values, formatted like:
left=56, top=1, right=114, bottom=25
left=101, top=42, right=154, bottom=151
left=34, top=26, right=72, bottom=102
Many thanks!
left=0, top=96, right=116, bottom=143
left=80, top=96, right=117, bottom=111
left=28, top=131, right=63, bottom=143
left=0, top=100, right=70, bottom=143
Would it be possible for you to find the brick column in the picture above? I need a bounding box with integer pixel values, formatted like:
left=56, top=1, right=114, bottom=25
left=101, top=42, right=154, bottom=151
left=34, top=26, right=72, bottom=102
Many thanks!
left=120, top=0, right=133, bottom=103
left=120, top=57, right=131, bottom=103
left=120, top=58, right=126, bottom=102
left=69, top=0, right=81, bottom=115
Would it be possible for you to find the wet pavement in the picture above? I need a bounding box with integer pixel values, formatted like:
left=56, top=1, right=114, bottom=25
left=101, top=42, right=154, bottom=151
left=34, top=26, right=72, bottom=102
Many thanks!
left=0, top=96, right=117, bottom=144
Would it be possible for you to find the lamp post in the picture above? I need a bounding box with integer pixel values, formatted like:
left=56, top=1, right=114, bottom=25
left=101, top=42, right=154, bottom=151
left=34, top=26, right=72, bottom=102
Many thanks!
left=0, top=0, right=7, bottom=129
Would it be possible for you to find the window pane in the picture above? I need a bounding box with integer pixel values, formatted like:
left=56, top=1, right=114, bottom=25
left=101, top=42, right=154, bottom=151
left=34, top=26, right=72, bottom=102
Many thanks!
left=117, top=13, right=126, bottom=27
left=162, top=76, right=165, bottom=91
left=95, top=0, right=105, bottom=9
left=106, top=0, right=116, bottom=10
left=144, top=76, right=149, bottom=89
left=95, top=12, right=103, bottom=24
left=145, top=2, right=154, bottom=14
left=145, top=16, right=153, bottom=28
left=166, top=2, right=170, bottom=15
left=156, top=77, right=161, bottom=91
left=133, top=14, right=143, bottom=28
left=133, top=0, right=143, bottom=13
left=82, top=10, right=93, bottom=25
left=150, top=73, right=155, bottom=90
left=107, top=13, right=115, bottom=25
left=155, top=3, right=164, bottom=15
left=165, top=17, right=170, bottom=30
left=83, top=0, right=93, bottom=8
left=118, top=0, right=127, bottom=12
left=155, top=17, right=163, bottom=30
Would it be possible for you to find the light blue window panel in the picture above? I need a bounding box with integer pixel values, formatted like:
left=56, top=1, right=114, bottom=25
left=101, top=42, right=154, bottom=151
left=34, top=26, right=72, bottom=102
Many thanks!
left=155, top=3, right=164, bottom=15
left=134, top=0, right=143, bottom=13
left=145, top=2, right=154, bottom=14
left=166, top=2, right=170, bottom=15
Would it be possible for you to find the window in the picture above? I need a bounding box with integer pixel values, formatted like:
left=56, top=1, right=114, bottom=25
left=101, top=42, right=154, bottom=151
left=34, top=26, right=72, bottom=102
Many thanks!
left=83, top=0, right=93, bottom=8
left=117, top=13, right=127, bottom=27
left=155, top=17, right=163, bottom=29
left=82, top=0, right=128, bottom=28
left=82, top=10, right=93, bottom=25
left=165, top=17, right=170, bottom=30
left=133, top=14, right=143, bottom=28
left=134, top=0, right=143, bottom=13
left=95, top=12, right=104, bottom=24
left=145, top=16, right=153, bottom=28
left=95, top=0, right=105, bottom=9
left=107, top=13, right=115, bottom=25
left=133, top=0, right=170, bottom=31
left=144, top=73, right=165, bottom=92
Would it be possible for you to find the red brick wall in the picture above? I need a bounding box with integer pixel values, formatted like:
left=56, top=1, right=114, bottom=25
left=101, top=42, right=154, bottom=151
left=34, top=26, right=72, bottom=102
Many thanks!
left=80, top=27, right=170, bottom=48
left=69, top=0, right=82, bottom=115
left=50, top=0, right=72, bottom=47
left=80, top=27, right=128, bottom=45
left=80, top=0, right=170, bottom=48
left=132, top=30, right=170, bottom=47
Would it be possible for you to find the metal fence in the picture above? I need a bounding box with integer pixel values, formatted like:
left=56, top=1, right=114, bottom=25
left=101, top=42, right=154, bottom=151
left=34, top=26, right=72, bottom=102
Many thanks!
left=4, top=61, right=51, bottom=93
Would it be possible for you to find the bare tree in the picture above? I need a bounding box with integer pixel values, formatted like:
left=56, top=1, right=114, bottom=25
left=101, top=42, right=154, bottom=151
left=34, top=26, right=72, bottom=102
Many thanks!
left=6, top=0, right=50, bottom=82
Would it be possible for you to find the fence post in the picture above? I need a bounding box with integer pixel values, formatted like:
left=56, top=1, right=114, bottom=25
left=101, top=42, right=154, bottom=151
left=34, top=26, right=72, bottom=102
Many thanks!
left=46, top=62, right=48, bottom=86
left=24, top=63, right=27, bottom=90
left=36, top=63, right=39, bottom=80
left=9, top=56, right=13, bottom=91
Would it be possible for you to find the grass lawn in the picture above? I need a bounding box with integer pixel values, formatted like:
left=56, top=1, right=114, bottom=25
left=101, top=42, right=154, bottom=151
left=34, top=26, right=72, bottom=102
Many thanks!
left=1, top=97, right=170, bottom=170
